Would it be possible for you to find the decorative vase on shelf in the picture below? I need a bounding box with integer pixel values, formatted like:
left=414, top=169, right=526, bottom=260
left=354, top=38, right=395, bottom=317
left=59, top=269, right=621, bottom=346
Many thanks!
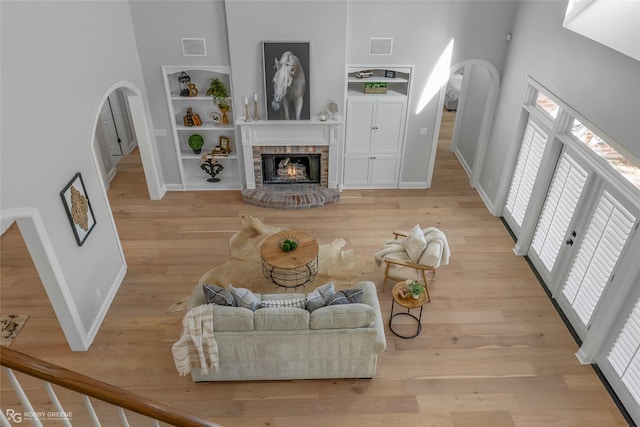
left=218, top=104, right=230, bottom=126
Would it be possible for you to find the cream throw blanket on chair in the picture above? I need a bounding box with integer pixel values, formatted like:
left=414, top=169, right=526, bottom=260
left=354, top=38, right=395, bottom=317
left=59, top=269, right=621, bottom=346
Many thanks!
left=374, top=227, right=451, bottom=268
left=172, top=304, right=219, bottom=376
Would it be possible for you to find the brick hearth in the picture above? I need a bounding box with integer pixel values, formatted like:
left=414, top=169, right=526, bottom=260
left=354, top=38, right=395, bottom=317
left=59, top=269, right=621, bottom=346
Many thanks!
left=242, top=184, right=339, bottom=209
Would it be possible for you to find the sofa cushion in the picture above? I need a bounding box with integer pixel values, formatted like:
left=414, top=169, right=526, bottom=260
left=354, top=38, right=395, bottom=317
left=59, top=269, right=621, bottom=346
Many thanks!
left=306, top=281, right=335, bottom=312
left=404, top=224, right=427, bottom=262
left=310, top=304, right=376, bottom=330
left=209, top=305, right=255, bottom=332
left=327, top=289, right=364, bottom=305
left=230, top=285, right=260, bottom=311
left=202, top=284, right=236, bottom=306
left=254, top=308, right=310, bottom=330
left=260, top=298, right=307, bottom=309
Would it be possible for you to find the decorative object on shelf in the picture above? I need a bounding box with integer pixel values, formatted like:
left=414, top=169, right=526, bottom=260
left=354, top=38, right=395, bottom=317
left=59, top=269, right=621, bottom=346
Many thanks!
left=178, top=71, right=191, bottom=97
left=328, top=102, right=339, bottom=120
left=278, top=236, right=299, bottom=252
left=244, top=97, right=251, bottom=122
left=206, top=78, right=230, bottom=125
left=219, top=135, right=230, bottom=152
left=60, top=172, right=96, bottom=246
left=187, top=82, right=198, bottom=97
left=317, top=109, right=328, bottom=121
left=406, top=280, right=426, bottom=299
left=364, top=82, right=388, bottom=94
left=355, top=70, right=373, bottom=79
left=253, top=93, right=259, bottom=120
left=183, top=107, right=202, bottom=127
left=262, top=41, right=310, bottom=120
left=210, top=112, right=221, bottom=126
left=188, top=134, right=204, bottom=154
left=200, top=152, right=224, bottom=182
left=384, top=70, right=396, bottom=78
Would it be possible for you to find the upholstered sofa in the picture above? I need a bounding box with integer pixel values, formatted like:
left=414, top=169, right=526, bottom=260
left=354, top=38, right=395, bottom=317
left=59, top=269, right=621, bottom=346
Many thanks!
left=184, top=281, right=386, bottom=382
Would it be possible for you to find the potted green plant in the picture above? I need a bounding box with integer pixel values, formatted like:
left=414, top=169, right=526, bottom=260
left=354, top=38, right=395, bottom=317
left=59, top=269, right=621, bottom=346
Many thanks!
left=406, top=280, right=425, bottom=299
left=206, top=78, right=230, bottom=125
left=188, top=134, right=204, bottom=154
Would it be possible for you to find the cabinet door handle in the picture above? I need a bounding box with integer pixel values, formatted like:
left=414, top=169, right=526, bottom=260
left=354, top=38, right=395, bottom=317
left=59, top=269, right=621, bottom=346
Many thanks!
left=566, top=239, right=574, bottom=246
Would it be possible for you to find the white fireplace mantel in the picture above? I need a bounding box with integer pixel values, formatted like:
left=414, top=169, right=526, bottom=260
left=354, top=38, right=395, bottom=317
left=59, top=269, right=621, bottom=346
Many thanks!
left=238, top=119, right=343, bottom=190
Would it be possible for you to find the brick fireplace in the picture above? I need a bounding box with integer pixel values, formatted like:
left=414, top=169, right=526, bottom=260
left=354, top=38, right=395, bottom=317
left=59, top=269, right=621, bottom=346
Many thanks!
left=238, top=121, right=341, bottom=208
left=239, top=121, right=341, bottom=190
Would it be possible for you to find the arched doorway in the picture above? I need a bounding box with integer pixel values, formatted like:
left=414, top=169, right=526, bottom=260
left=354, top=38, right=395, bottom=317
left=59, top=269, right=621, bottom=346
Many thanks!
left=446, top=59, right=500, bottom=188
left=90, top=82, right=163, bottom=201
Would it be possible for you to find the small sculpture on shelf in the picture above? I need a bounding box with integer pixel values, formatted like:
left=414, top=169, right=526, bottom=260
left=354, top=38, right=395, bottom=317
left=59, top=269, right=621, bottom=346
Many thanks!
left=178, top=71, right=191, bottom=97
left=200, top=151, right=225, bottom=182
left=183, top=107, right=202, bottom=127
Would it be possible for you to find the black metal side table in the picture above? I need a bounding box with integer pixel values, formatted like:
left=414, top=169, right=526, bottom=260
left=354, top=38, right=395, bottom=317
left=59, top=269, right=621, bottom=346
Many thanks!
left=389, top=281, right=428, bottom=339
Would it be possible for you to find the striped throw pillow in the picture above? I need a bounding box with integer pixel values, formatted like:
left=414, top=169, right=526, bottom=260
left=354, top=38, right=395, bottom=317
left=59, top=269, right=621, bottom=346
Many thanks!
left=259, top=298, right=307, bottom=309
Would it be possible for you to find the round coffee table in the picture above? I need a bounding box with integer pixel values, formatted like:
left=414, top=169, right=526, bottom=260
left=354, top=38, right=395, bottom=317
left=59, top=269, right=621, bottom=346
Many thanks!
left=260, top=230, right=319, bottom=289
left=389, top=281, right=428, bottom=339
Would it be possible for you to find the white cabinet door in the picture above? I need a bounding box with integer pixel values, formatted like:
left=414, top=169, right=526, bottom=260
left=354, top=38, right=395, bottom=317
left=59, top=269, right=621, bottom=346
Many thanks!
left=345, top=99, right=376, bottom=154
left=374, top=100, right=406, bottom=153
left=343, top=156, right=372, bottom=186
left=344, top=97, right=407, bottom=188
left=370, top=156, right=401, bottom=186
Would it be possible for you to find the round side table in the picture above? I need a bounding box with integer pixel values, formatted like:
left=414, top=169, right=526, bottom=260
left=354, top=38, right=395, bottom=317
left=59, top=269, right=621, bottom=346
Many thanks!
left=260, top=230, right=319, bottom=289
left=389, top=281, right=428, bottom=339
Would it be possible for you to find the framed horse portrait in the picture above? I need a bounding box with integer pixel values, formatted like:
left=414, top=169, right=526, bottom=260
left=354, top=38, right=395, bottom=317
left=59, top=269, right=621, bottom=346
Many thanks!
left=262, top=41, right=310, bottom=120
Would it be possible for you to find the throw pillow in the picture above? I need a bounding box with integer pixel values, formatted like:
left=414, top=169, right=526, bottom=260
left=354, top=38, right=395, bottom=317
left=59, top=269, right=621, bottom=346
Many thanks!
left=306, top=281, right=335, bottom=312
left=202, top=284, right=236, bottom=306
left=403, top=224, right=427, bottom=262
left=327, top=288, right=364, bottom=305
left=229, top=285, right=260, bottom=311
left=259, top=297, right=307, bottom=309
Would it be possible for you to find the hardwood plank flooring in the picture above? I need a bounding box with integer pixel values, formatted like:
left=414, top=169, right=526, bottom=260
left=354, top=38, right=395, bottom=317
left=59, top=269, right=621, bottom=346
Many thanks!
left=1, top=110, right=628, bottom=426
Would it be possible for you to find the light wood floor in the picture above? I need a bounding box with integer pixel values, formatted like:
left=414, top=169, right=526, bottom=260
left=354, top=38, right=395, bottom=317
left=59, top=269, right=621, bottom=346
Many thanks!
left=1, top=111, right=628, bottom=426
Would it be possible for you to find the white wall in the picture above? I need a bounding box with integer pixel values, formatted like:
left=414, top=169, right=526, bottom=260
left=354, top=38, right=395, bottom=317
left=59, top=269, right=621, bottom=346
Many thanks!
left=346, top=1, right=517, bottom=185
left=0, top=1, right=146, bottom=349
left=128, top=0, right=231, bottom=186
left=225, top=1, right=347, bottom=125
left=479, top=0, right=640, bottom=207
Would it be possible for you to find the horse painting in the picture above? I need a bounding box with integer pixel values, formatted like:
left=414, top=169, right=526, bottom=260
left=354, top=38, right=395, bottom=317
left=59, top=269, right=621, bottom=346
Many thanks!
left=271, top=51, right=306, bottom=120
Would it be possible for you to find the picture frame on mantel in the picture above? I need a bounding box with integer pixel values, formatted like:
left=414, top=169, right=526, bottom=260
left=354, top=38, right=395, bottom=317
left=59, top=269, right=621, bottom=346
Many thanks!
left=262, top=41, right=310, bottom=120
left=60, top=172, right=96, bottom=246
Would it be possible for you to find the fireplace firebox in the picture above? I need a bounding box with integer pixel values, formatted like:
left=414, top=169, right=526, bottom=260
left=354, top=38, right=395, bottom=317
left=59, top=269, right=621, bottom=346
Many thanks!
left=262, top=154, right=321, bottom=184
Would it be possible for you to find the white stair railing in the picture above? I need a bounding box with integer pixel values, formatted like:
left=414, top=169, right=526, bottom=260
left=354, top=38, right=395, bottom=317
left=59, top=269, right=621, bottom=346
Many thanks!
left=1, top=347, right=220, bottom=427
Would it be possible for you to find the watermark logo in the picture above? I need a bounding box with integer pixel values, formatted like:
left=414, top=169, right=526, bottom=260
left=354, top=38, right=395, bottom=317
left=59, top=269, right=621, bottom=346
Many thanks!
left=4, top=409, right=72, bottom=423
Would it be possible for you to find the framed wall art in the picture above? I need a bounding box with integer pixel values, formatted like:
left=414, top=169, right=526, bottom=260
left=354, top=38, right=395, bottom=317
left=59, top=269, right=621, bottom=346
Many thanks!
left=262, top=41, right=310, bottom=120
left=60, top=172, right=96, bottom=246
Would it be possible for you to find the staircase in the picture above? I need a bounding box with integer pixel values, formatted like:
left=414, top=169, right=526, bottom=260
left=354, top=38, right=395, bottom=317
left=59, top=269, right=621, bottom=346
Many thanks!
left=0, top=346, right=220, bottom=426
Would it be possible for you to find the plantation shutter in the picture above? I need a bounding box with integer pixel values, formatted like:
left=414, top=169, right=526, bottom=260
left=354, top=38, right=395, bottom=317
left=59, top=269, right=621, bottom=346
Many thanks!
left=562, top=190, right=637, bottom=326
left=505, top=120, right=549, bottom=229
left=531, top=151, right=588, bottom=273
left=608, top=299, right=640, bottom=405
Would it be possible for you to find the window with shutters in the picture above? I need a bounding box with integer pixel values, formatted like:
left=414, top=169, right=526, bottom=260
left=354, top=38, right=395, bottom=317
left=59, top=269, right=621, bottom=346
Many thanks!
left=608, top=298, right=640, bottom=406
left=561, top=190, right=637, bottom=326
left=504, top=120, right=549, bottom=228
left=530, top=151, right=588, bottom=273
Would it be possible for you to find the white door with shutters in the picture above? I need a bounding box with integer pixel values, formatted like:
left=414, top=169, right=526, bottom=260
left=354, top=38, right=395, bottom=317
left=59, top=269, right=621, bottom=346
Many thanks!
left=527, top=148, right=592, bottom=288
left=557, top=186, right=639, bottom=339
left=503, top=119, right=550, bottom=235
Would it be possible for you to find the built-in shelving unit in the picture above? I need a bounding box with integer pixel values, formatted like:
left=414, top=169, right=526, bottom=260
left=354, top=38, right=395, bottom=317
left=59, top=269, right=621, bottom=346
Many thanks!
left=162, top=66, right=241, bottom=190
left=347, top=67, right=410, bottom=98
left=343, top=66, right=412, bottom=188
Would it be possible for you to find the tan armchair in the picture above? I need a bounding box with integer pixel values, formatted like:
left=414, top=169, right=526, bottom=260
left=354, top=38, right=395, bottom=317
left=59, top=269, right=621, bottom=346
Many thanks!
left=374, top=226, right=450, bottom=299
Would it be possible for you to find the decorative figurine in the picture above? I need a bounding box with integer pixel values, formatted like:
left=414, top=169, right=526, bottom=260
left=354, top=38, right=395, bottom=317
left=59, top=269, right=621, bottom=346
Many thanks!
left=178, top=71, right=191, bottom=97
left=201, top=152, right=224, bottom=182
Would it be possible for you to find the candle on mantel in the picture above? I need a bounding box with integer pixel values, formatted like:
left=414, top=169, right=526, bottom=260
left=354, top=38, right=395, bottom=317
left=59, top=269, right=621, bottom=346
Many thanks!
left=244, top=97, right=248, bottom=105
left=254, top=93, right=258, bottom=102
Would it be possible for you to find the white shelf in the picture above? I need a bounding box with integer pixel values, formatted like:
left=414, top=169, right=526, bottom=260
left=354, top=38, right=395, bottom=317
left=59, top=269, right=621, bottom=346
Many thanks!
left=347, top=89, right=407, bottom=98
left=348, top=76, right=409, bottom=84
left=162, top=65, right=241, bottom=191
